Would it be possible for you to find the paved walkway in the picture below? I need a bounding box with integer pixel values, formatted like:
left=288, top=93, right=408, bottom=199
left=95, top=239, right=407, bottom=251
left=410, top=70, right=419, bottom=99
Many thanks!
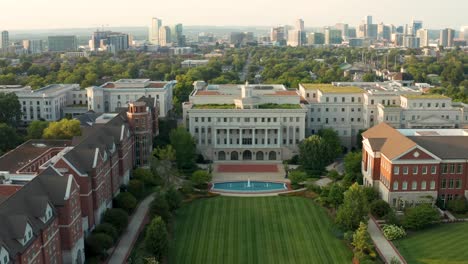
left=367, top=218, right=406, bottom=264
left=107, top=195, right=154, bottom=264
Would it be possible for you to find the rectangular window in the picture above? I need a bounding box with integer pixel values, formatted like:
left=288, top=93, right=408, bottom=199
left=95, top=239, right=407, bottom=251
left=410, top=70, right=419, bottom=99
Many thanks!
left=403, top=167, right=408, bottom=175
left=412, top=181, right=417, bottom=190
left=412, top=166, right=418, bottom=175
left=393, top=166, right=399, bottom=175
left=449, top=164, right=455, bottom=173
left=441, top=179, right=447, bottom=189
left=422, top=166, right=427, bottom=174
left=421, top=181, right=427, bottom=190
left=456, top=164, right=462, bottom=174
left=449, top=179, right=454, bottom=189
left=456, top=179, right=462, bottom=189
left=430, top=181, right=435, bottom=190
left=431, top=165, right=437, bottom=174
left=402, top=182, right=408, bottom=190
left=393, top=181, right=398, bottom=190
left=442, top=164, right=448, bottom=174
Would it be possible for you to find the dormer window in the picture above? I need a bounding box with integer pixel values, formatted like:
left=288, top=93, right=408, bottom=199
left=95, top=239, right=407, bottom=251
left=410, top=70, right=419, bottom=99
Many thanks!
left=0, top=247, right=9, bottom=264
left=18, top=223, right=33, bottom=246
left=41, top=203, right=53, bottom=223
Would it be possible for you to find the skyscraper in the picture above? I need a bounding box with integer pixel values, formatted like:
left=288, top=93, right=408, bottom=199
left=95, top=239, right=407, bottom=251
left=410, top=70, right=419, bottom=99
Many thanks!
left=324, top=28, right=342, bottom=45
left=23, top=39, right=44, bottom=54
left=287, top=30, right=302, bottom=47
left=271, top=26, right=286, bottom=45
left=364, top=15, right=372, bottom=25
left=296, top=19, right=304, bottom=31
left=149, top=17, right=162, bottom=45
left=159, top=26, right=172, bottom=47
left=47, top=36, right=77, bottom=52
left=377, top=24, right=391, bottom=41
left=439, top=28, right=455, bottom=47
left=416, top=29, right=429, bottom=47
left=460, top=26, right=468, bottom=40
left=307, top=32, right=325, bottom=45
left=1, top=31, right=9, bottom=49
left=411, top=19, right=423, bottom=35
left=171, top=24, right=185, bottom=46
left=335, top=23, right=349, bottom=39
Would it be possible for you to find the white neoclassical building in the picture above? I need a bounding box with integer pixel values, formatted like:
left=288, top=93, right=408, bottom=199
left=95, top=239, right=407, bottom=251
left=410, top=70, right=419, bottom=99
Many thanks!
left=86, top=79, right=175, bottom=117
left=183, top=82, right=307, bottom=162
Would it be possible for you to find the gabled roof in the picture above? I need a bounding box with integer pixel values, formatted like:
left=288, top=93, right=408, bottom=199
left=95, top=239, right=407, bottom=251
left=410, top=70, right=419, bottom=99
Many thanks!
left=362, top=122, right=416, bottom=160
left=0, top=167, right=68, bottom=257
left=408, top=136, right=468, bottom=159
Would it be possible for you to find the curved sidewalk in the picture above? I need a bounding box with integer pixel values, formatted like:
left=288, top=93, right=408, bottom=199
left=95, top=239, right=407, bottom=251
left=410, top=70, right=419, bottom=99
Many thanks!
left=107, top=195, right=154, bottom=264
left=367, top=217, right=406, bottom=264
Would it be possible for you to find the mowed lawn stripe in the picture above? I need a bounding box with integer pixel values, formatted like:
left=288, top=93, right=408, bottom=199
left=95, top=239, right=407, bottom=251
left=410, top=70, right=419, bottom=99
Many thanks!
left=169, top=196, right=352, bottom=264
left=394, top=222, right=468, bottom=264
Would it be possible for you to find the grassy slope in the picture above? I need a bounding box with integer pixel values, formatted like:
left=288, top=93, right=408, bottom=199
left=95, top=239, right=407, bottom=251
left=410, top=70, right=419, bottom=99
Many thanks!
left=169, top=196, right=352, bottom=264
left=393, top=222, right=468, bottom=264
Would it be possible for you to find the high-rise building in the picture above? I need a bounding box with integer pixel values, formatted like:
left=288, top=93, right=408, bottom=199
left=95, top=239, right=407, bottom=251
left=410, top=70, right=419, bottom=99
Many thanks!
left=335, top=23, right=349, bottom=39
left=348, top=28, right=357, bottom=38
left=1, top=30, right=9, bottom=49
left=324, top=28, right=342, bottom=45
left=171, top=23, right=185, bottom=46
left=271, top=26, right=286, bottom=45
left=296, top=19, right=305, bottom=31
left=392, top=33, right=404, bottom=46
left=439, top=28, right=455, bottom=47
left=460, top=26, right=468, bottom=40
left=90, top=30, right=129, bottom=52
left=364, top=15, right=372, bottom=25
left=411, top=19, right=423, bottom=35
left=366, top=24, right=378, bottom=39
left=229, top=32, right=254, bottom=46
left=416, top=29, right=429, bottom=47
left=159, top=26, right=172, bottom=47
left=307, top=32, right=325, bottom=45
left=149, top=17, right=162, bottom=45
left=22, top=39, right=44, bottom=54
left=287, top=29, right=303, bottom=47
left=403, top=35, right=420, bottom=48
left=47, top=36, right=77, bottom=52
left=377, top=24, right=391, bottom=41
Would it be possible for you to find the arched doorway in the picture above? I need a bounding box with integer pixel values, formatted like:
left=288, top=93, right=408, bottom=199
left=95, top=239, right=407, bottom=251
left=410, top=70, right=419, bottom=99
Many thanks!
left=243, top=150, right=252, bottom=160
left=231, top=151, right=239, bottom=161
left=256, top=151, right=264, bottom=160
left=268, top=151, right=277, bottom=160
left=218, top=151, right=226, bottom=161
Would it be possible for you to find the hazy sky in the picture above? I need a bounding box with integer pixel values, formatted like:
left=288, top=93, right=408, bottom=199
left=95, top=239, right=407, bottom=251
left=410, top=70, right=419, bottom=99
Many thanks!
left=1, top=0, right=466, bottom=30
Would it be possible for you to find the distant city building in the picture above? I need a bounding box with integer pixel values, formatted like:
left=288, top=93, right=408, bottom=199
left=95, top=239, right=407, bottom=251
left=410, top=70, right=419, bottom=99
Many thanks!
left=410, top=19, right=423, bottom=35
left=86, top=79, right=175, bottom=117
left=366, top=24, right=378, bottom=39
left=348, top=38, right=365, bottom=47
left=22, top=39, right=43, bottom=54
left=439, top=28, right=455, bottom=47
left=392, top=33, right=404, bottom=46
left=47, top=35, right=77, bottom=52
left=347, top=28, right=357, bottom=38
left=325, top=28, right=342, bottom=45
left=460, top=26, right=468, bottom=40
left=171, top=46, right=193, bottom=55
left=296, top=19, right=305, bottom=31
left=307, top=32, right=325, bottom=45
left=171, top=23, right=185, bottom=46
left=1, top=30, right=9, bottom=50
left=287, top=30, right=303, bottom=47
left=149, top=17, right=162, bottom=45
left=335, top=23, right=349, bottom=39
left=416, top=29, right=429, bottom=47
left=364, top=15, right=373, bottom=25
left=271, top=26, right=286, bottom=45
left=377, top=24, right=391, bottom=41
left=181, top=59, right=209, bottom=68
left=159, top=26, right=172, bottom=47
left=403, top=36, right=420, bottom=49
left=229, top=32, right=254, bottom=46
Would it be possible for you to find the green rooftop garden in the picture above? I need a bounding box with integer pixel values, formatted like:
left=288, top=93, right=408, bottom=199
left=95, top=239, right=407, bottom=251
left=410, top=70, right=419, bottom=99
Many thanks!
left=192, top=104, right=236, bottom=109
left=403, top=94, right=449, bottom=99
left=257, top=103, right=302, bottom=109
left=300, top=83, right=364, bottom=93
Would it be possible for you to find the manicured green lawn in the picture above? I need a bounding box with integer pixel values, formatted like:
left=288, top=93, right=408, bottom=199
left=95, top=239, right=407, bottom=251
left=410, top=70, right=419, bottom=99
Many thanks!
left=169, top=196, right=352, bottom=264
left=393, top=222, right=468, bottom=264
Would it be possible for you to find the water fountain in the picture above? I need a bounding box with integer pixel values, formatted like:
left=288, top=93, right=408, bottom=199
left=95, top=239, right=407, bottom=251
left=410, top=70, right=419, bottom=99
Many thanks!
left=247, top=178, right=251, bottom=188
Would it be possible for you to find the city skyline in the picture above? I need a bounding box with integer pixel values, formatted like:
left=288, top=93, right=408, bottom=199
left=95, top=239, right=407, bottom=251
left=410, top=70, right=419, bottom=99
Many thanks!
left=0, top=0, right=467, bottom=30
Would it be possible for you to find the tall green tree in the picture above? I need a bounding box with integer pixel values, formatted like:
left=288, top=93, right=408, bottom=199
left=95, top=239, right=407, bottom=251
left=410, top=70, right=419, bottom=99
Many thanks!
left=299, top=135, right=328, bottom=175
left=42, top=119, right=81, bottom=139
left=0, top=123, right=20, bottom=155
left=318, top=128, right=342, bottom=162
left=0, top=93, right=22, bottom=126
left=352, top=222, right=374, bottom=260
left=336, top=183, right=370, bottom=231
left=26, top=120, right=49, bottom=139
left=144, top=217, right=168, bottom=262
left=169, top=127, right=196, bottom=171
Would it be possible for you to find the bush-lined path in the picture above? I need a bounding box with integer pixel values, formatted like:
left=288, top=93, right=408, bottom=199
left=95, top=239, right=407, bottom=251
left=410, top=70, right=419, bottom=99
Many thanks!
left=169, top=196, right=352, bottom=264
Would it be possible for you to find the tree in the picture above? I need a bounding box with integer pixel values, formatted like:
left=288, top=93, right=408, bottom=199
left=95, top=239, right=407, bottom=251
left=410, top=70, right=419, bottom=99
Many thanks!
left=191, top=170, right=212, bottom=188
left=149, top=192, right=171, bottom=222
left=26, top=120, right=49, bottom=139
left=352, top=222, right=374, bottom=260
left=336, top=183, right=370, bottom=231
left=85, top=233, right=114, bottom=257
left=327, top=170, right=342, bottom=181
left=403, top=204, right=440, bottom=230
left=128, top=179, right=145, bottom=199
left=327, top=183, right=346, bottom=209
left=0, top=123, right=20, bottom=155
left=42, top=119, right=81, bottom=139
left=144, top=216, right=168, bottom=262
left=133, top=168, right=160, bottom=187
left=370, top=199, right=391, bottom=218
left=153, top=145, right=177, bottom=185
left=0, top=92, right=21, bottom=126
left=169, top=127, right=196, bottom=171
left=318, top=128, right=342, bottom=163
left=103, top=208, right=129, bottom=234
left=289, top=170, right=307, bottom=188
left=299, top=135, right=328, bottom=175
left=362, top=73, right=377, bottom=82
left=165, top=186, right=183, bottom=212
left=114, top=192, right=137, bottom=214
left=93, top=223, right=118, bottom=242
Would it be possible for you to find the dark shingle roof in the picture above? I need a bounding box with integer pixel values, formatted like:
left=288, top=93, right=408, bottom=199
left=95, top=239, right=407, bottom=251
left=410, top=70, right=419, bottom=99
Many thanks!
left=408, top=136, right=468, bottom=159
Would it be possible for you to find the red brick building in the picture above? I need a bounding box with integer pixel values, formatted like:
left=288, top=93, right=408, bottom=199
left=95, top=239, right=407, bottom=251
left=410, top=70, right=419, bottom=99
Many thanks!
left=0, top=167, right=84, bottom=264
left=362, top=122, right=468, bottom=208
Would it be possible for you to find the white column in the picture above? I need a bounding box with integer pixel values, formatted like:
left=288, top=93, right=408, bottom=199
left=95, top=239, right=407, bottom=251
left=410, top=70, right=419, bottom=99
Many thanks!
left=287, top=126, right=290, bottom=146
left=227, top=129, right=230, bottom=147
left=252, top=129, right=256, bottom=146
left=264, top=129, right=268, bottom=146
left=240, top=129, right=243, bottom=146
left=293, top=126, right=296, bottom=145
left=213, top=129, right=217, bottom=147
left=277, top=129, right=281, bottom=147
left=205, top=126, right=208, bottom=145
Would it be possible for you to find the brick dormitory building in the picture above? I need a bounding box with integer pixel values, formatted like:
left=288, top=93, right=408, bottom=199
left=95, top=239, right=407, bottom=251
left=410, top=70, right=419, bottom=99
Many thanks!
left=0, top=97, right=158, bottom=263
left=362, top=122, right=468, bottom=208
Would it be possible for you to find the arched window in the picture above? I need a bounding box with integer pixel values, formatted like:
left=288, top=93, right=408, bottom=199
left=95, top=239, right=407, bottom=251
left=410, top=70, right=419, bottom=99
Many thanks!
left=412, top=181, right=417, bottom=190
left=243, top=150, right=252, bottom=160
left=393, top=181, right=399, bottom=191
left=421, top=181, right=427, bottom=190
left=231, top=151, right=238, bottom=161
left=402, top=181, right=408, bottom=190
left=256, top=151, right=264, bottom=160
left=268, top=151, right=277, bottom=160
left=218, top=151, right=226, bottom=161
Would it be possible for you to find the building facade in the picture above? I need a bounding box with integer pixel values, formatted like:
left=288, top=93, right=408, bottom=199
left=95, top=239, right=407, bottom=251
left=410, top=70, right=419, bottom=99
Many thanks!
left=86, top=79, right=175, bottom=118
left=362, top=122, right=468, bottom=208
left=183, top=82, right=307, bottom=161
left=48, top=36, right=78, bottom=52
